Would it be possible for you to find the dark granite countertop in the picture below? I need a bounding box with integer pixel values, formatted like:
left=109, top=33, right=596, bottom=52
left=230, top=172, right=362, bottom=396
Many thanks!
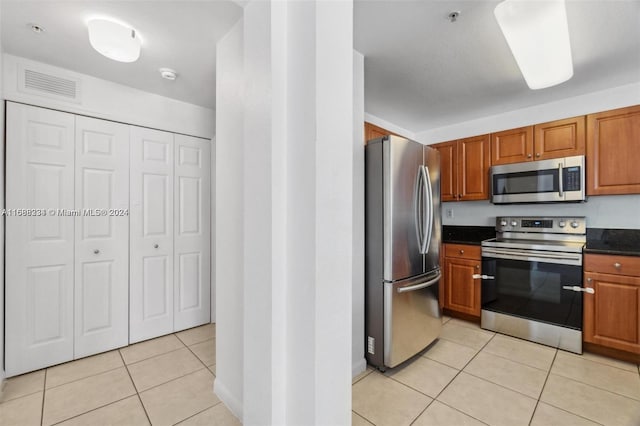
left=585, top=228, right=640, bottom=257
left=442, top=225, right=495, bottom=246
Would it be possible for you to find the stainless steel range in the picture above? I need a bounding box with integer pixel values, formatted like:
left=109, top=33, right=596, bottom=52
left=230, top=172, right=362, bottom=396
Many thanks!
left=480, top=216, right=587, bottom=353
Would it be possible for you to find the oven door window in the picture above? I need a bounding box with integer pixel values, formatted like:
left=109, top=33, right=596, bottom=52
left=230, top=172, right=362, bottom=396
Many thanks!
left=493, top=169, right=558, bottom=195
left=481, top=258, right=582, bottom=330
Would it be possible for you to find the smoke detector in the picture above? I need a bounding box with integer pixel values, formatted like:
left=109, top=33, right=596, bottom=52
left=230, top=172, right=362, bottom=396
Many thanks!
left=159, top=68, right=177, bottom=81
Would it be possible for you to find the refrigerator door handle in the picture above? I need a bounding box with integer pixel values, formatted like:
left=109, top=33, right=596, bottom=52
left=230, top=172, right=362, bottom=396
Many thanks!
left=422, top=165, right=433, bottom=254
left=397, top=272, right=441, bottom=293
left=414, top=167, right=424, bottom=249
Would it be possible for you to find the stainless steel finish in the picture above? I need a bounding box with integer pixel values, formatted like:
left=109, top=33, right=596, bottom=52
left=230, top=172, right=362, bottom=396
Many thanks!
left=382, top=137, right=425, bottom=281
left=423, top=166, right=434, bottom=254
left=491, top=155, right=585, bottom=204
left=482, top=238, right=585, bottom=253
left=558, top=162, right=564, bottom=197
left=384, top=272, right=442, bottom=367
left=414, top=168, right=424, bottom=252
left=563, top=285, right=594, bottom=294
left=93, top=249, right=100, bottom=254
left=482, top=246, right=583, bottom=266
left=494, top=216, right=586, bottom=235
left=473, top=274, right=494, bottom=279
left=481, top=310, right=582, bottom=354
left=397, top=271, right=441, bottom=293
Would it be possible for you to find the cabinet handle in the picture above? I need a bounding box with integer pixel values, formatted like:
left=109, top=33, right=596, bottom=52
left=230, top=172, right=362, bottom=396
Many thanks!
left=536, top=153, right=541, bottom=157
left=458, top=194, right=462, bottom=199
left=459, top=249, right=464, bottom=254
left=476, top=265, right=480, bottom=269
left=587, top=277, right=592, bottom=283
left=154, top=244, right=159, bottom=249
left=93, top=249, right=100, bottom=254
left=527, top=154, right=532, bottom=158
left=614, top=262, right=621, bottom=268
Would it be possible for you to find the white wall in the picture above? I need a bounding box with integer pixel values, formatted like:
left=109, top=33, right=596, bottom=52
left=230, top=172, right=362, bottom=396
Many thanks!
left=412, top=81, right=640, bottom=229
left=0, top=1, right=6, bottom=387
left=214, top=18, right=245, bottom=418
left=215, top=1, right=354, bottom=423
left=3, top=54, right=215, bottom=139
left=352, top=51, right=366, bottom=378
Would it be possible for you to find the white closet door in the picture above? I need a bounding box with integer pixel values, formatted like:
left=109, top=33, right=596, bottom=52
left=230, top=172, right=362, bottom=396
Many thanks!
left=5, top=103, right=75, bottom=376
left=174, top=135, right=211, bottom=331
left=74, top=117, right=130, bottom=357
left=130, top=126, right=174, bottom=343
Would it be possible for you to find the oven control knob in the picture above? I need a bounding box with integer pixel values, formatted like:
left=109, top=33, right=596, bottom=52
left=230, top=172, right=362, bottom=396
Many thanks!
left=558, top=221, right=566, bottom=228
left=510, top=220, right=518, bottom=227
left=500, top=220, right=507, bottom=226
left=571, top=221, right=579, bottom=228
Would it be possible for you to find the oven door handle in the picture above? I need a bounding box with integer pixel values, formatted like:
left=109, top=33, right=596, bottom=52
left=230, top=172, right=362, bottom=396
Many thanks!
left=562, top=285, right=594, bottom=294
left=482, top=248, right=582, bottom=263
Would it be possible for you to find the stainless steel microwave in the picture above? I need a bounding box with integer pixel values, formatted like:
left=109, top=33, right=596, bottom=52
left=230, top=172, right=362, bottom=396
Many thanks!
left=491, top=155, right=585, bottom=204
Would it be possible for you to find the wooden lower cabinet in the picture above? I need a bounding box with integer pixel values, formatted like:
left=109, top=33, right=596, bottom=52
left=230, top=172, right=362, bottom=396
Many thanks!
left=443, top=244, right=482, bottom=317
left=584, top=254, right=640, bottom=354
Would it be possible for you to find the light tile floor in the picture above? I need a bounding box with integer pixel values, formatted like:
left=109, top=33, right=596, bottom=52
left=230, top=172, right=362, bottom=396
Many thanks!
left=0, top=323, right=240, bottom=426
left=3, top=318, right=640, bottom=425
left=353, top=316, right=640, bottom=426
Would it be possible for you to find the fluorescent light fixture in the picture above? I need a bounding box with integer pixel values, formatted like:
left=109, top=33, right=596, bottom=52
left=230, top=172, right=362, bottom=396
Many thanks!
left=494, top=0, right=573, bottom=90
left=87, top=18, right=141, bottom=63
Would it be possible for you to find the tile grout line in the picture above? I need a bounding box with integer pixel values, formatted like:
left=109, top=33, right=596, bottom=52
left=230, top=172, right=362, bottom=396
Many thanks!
left=182, top=337, right=216, bottom=371
left=48, top=395, right=139, bottom=426
left=528, top=348, right=557, bottom=426
left=118, top=348, right=153, bottom=426
left=44, top=363, right=125, bottom=392
left=546, top=370, right=640, bottom=403
left=170, top=400, right=224, bottom=426
left=40, top=369, right=47, bottom=426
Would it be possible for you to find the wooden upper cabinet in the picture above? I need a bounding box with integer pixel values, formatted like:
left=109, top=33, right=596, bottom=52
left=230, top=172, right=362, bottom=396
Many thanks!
left=432, top=141, right=458, bottom=202
left=432, top=135, right=490, bottom=201
left=534, top=116, right=585, bottom=160
left=459, top=134, right=491, bottom=201
left=364, top=122, right=397, bottom=144
left=587, top=105, right=640, bottom=195
left=491, top=126, right=533, bottom=165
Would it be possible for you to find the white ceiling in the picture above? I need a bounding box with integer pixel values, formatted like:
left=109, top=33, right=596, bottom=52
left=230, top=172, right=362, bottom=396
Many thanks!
left=0, top=0, right=243, bottom=109
left=1, top=1, right=639, bottom=132
left=355, top=0, right=640, bottom=132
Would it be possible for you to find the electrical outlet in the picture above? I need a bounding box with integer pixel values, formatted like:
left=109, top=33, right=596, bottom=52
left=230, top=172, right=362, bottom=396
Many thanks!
left=446, top=208, right=454, bottom=218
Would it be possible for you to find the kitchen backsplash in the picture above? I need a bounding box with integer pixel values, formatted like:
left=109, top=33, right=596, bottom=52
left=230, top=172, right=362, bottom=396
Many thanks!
left=442, top=194, right=640, bottom=229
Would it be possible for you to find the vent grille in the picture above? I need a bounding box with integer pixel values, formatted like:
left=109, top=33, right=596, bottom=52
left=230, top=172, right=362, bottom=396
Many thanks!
left=24, top=69, right=77, bottom=99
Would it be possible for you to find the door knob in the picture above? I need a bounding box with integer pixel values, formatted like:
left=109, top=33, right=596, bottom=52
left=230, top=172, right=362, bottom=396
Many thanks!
left=93, top=249, right=100, bottom=254
left=154, top=244, right=159, bottom=249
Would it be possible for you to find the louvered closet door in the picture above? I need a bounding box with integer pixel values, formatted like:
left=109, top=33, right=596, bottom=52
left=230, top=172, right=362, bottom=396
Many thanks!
left=5, top=103, right=75, bottom=376
left=174, top=135, right=211, bottom=331
left=74, top=116, right=130, bottom=357
left=130, top=126, right=174, bottom=343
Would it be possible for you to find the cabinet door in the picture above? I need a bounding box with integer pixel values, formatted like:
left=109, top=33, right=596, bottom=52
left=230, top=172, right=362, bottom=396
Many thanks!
left=459, top=134, right=491, bottom=200
left=587, top=105, right=640, bottom=195
left=583, top=272, right=640, bottom=354
left=444, top=257, right=481, bottom=316
left=5, top=103, right=75, bottom=376
left=490, top=126, right=534, bottom=165
left=74, top=117, right=130, bottom=357
left=174, top=135, right=211, bottom=331
left=534, top=116, right=585, bottom=160
left=130, top=127, right=175, bottom=343
left=432, top=141, right=458, bottom=201
left=364, top=122, right=395, bottom=143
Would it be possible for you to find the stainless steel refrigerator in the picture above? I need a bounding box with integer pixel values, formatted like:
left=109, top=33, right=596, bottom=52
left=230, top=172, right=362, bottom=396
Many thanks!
left=365, top=135, right=442, bottom=370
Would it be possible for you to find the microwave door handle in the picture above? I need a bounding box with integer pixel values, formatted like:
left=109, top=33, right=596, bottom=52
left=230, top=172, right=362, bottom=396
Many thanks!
left=558, top=163, right=564, bottom=198
left=422, top=165, right=433, bottom=254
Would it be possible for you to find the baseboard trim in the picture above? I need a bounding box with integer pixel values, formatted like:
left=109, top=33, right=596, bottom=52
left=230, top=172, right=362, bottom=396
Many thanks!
left=213, top=377, right=243, bottom=422
left=352, top=357, right=367, bottom=379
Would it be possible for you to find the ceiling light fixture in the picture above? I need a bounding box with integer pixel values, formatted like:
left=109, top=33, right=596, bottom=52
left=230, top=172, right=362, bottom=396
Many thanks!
left=87, top=18, right=141, bottom=63
left=30, top=24, right=45, bottom=33
left=159, top=68, right=177, bottom=81
left=494, top=0, right=573, bottom=90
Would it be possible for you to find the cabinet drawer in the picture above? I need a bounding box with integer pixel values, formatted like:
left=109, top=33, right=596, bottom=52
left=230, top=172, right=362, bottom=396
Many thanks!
left=444, top=243, right=481, bottom=260
left=584, top=254, right=640, bottom=276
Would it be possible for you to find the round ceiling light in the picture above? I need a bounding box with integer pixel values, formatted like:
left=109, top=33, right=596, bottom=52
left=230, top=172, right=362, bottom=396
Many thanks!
left=30, top=24, right=45, bottom=33
left=87, top=18, right=141, bottom=63
left=159, top=68, right=177, bottom=81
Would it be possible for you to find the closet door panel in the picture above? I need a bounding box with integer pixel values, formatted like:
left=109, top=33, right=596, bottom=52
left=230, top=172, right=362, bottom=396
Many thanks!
left=74, top=116, right=130, bottom=358
left=174, top=135, right=211, bottom=331
left=130, top=126, right=174, bottom=343
left=5, top=103, right=75, bottom=376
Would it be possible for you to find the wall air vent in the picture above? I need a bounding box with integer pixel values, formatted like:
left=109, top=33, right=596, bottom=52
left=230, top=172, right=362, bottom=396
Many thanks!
left=18, top=64, right=82, bottom=104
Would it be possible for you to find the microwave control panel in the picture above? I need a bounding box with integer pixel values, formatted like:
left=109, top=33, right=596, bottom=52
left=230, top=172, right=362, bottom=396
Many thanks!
left=563, top=166, right=582, bottom=191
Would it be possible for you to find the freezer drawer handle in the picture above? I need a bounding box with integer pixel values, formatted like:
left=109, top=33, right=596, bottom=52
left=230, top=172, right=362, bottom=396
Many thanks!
left=472, top=274, right=494, bottom=280
left=562, top=285, right=594, bottom=294
left=397, top=272, right=441, bottom=294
